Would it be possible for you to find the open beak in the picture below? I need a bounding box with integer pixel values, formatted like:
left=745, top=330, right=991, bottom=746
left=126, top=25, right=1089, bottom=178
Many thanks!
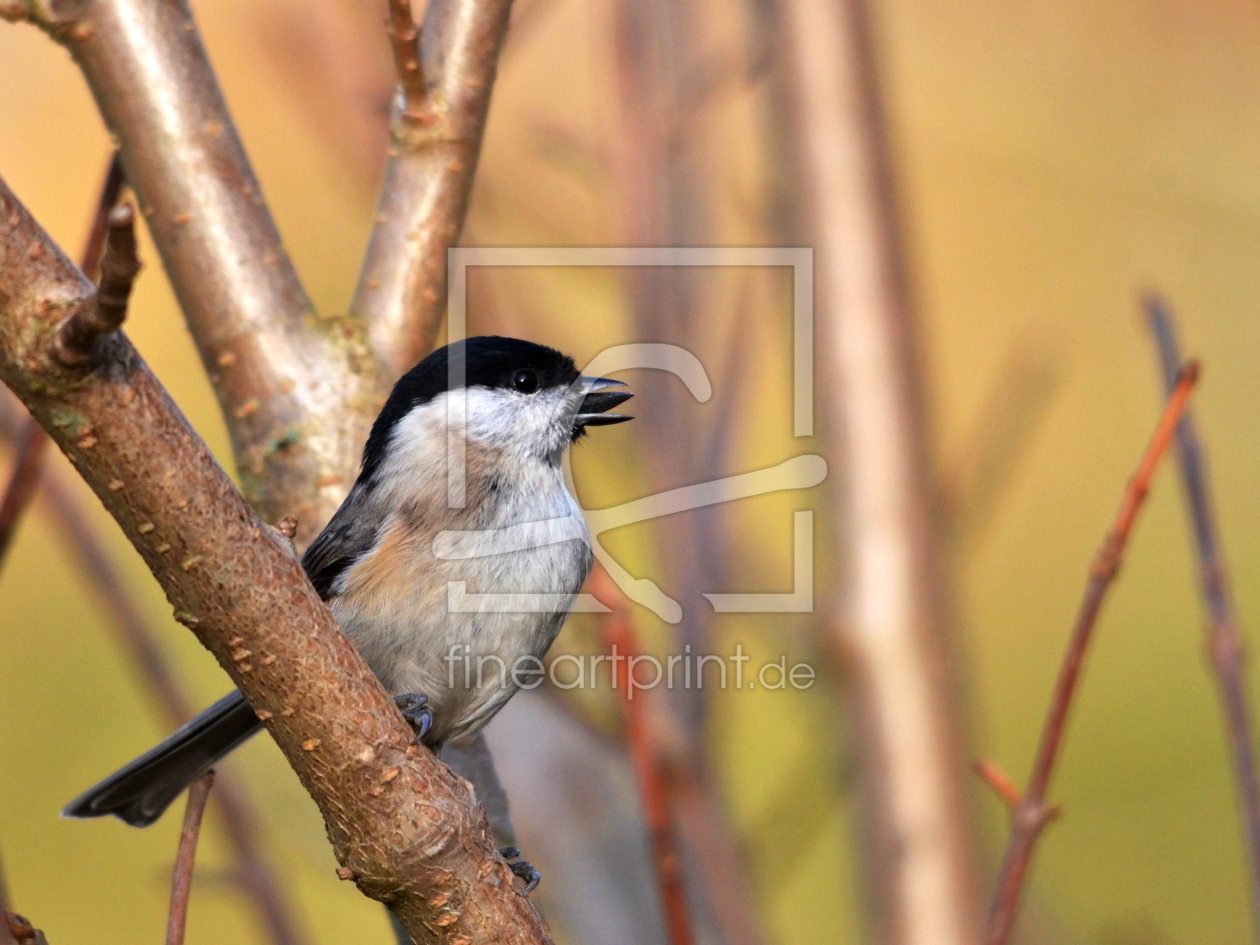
left=577, top=376, right=633, bottom=427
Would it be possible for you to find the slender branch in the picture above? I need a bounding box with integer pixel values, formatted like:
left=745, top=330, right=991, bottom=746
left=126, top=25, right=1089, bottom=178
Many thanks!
left=985, top=363, right=1200, bottom=945
left=166, top=771, right=215, bottom=945
left=352, top=0, right=515, bottom=375
left=0, top=420, right=46, bottom=568
left=0, top=176, right=549, bottom=944
left=779, top=0, right=983, bottom=939
left=1144, top=292, right=1260, bottom=943
left=972, top=760, right=1022, bottom=810
left=3, top=0, right=384, bottom=538
left=386, top=0, right=427, bottom=115
left=0, top=152, right=125, bottom=568
left=590, top=565, right=694, bottom=945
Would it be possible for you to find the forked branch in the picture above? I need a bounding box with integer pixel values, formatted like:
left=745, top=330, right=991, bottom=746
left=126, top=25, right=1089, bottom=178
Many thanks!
left=0, top=176, right=550, bottom=945
left=985, top=363, right=1200, bottom=945
left=352, top=0, right=515, bottom=374
left=2, top=0, right=384, bottom=537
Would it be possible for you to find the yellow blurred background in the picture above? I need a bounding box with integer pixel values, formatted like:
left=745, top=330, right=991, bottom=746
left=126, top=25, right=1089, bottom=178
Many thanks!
left=4, top=0, right=1260, bottom=944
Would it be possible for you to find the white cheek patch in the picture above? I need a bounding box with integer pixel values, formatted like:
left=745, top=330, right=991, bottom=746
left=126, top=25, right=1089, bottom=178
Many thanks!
left=384, top=386, right=576, bottom=476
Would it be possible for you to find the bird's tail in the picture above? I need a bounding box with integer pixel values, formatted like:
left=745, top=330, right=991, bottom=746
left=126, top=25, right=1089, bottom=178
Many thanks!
left=63, top=690, right=261, bottom=827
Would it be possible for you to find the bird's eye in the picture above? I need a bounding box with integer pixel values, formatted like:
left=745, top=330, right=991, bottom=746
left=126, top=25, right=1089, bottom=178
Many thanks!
left=511, top=369, right=539, bottom=394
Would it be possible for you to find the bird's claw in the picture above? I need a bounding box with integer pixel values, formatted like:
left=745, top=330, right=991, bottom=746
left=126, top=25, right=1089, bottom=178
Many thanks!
left=394, top=693, right=433, bottom=744
left=499, top=845, right=541, bottom=892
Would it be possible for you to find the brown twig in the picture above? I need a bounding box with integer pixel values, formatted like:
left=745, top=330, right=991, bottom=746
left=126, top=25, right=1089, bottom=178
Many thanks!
left=0, top=420, right=47, bottom=568
left=166, top=771, right=215, bottom=945
left=780, top=0, right=982, bottom=940
left=985, top=362, right=1200, bottom=945
left=386, top=0, right=426, bottom=115
left=590, top=565, right=695, bottom=945
left=0, top=152, right=124, bottom=567
left=352, top=0, right=515, bottom=375
left=53, top=203, right=141, bottom=367
left=1145, top=292, right=1260, bottom=943
left=0, top=175, right=550, bottom=945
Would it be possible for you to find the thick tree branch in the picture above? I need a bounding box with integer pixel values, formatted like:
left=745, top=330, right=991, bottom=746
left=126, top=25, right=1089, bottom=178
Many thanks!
left=1145, top=293, right=1260, bottom=944
left=351, top=0, right=515, bottom=375
left=780, top=0, right=982, bottom=939
left=0, top=393, right=307, bottom=945
left=2, top=0, right=384, bottom=538
left=0, top=177, right=550, bottom=945
left=985, top=364, right=1199, bottom=945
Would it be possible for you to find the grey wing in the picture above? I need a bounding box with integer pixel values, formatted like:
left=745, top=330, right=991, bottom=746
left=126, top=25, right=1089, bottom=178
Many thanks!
left=301, top=484, right=387, bottom=600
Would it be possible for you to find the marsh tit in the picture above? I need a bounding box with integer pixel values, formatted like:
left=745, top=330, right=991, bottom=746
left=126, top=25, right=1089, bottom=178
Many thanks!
left=65, top=336, right=632, bottom=841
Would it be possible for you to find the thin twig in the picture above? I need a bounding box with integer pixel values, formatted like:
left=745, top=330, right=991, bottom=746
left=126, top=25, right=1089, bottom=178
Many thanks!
left=166, top=771, right=215, bottom=945
left=1145, top=292, right=1260, bottom=944
left=0, top=152, right=124, bottom=567
left=590, top=565, right=695, bottom=945
left=985, top=362, right=1200, bottom=945
left=972, top=760, right=1021, bottom=810
left=0, top=420, right=47, bottom=569
left=386, top=0, right=426, bottom=115
left=53, top=203, right=141, bottom=367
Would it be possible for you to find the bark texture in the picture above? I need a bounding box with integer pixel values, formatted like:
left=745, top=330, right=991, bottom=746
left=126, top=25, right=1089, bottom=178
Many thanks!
left=0, top=176, right=551, bottom=945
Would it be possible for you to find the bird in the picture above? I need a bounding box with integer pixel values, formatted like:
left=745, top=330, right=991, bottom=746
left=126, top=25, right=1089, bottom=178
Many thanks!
left=63, top=336, right=632, bottom=886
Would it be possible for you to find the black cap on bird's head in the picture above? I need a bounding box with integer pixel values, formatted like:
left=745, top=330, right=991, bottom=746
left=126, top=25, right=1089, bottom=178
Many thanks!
left=359, top=336, right=632, bottom=482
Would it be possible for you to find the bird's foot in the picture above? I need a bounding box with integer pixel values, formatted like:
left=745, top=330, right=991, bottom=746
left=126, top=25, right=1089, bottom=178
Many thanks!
left=393, top=693, right=433, bottom=744
left=499, top=846, right=541, bottom=892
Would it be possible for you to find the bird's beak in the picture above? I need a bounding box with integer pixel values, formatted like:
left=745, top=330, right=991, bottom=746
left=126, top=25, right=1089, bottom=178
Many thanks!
left=576, top=376, right=633, bottom=426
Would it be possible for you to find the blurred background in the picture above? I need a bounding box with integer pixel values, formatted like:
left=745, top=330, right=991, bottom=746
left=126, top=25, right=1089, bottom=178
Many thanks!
left=3, top=0, right=1260, bottom=944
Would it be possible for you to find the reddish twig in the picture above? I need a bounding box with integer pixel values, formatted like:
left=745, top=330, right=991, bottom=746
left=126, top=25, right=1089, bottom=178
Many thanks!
left=0, top=153, right=124, bottom=568
left=1145, top=293, right=1260, bottom=943
left=166, top=771, right=215, bottom=945
left=985, top=362, right=1200, bottom=945
left=590, top=565, right=694, bottom=945
left=386, top=0, right=426, bottom=115
left=0, top=420, right=47, bottom=569
left=973, top=760, right=1022, bottom=810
